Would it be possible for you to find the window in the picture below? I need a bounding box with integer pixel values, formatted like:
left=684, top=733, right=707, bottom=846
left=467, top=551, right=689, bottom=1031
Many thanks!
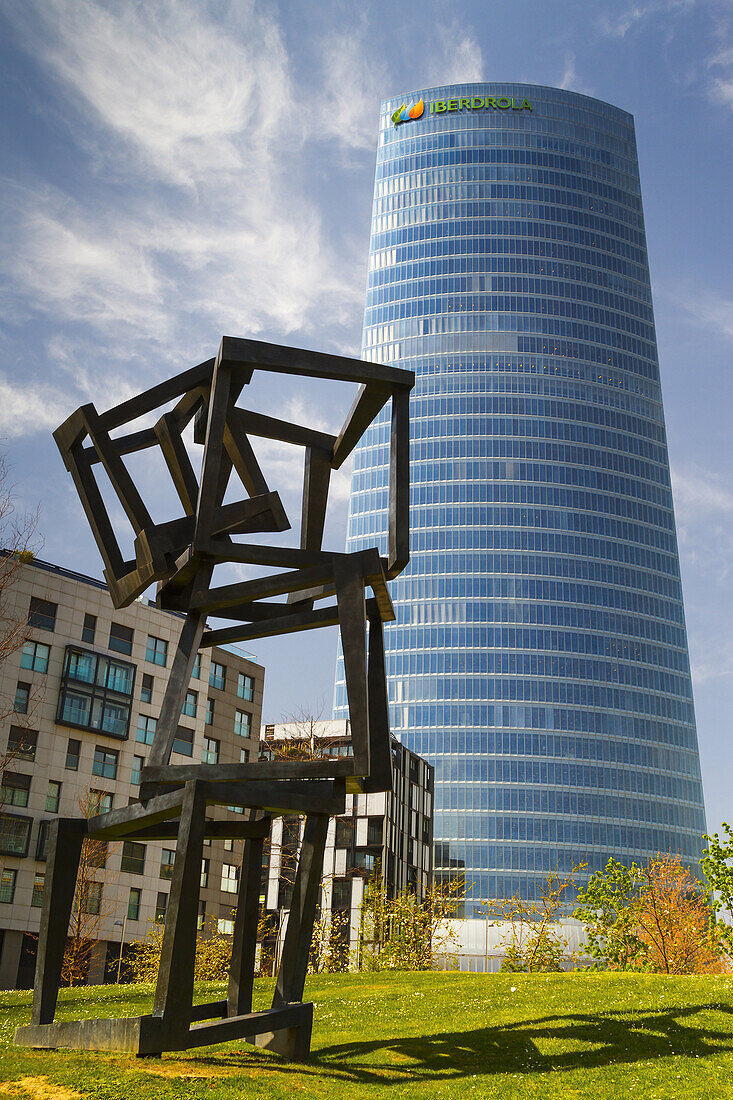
left=217, top=916, right=234, bottom=935
left=65, top=738, right=81, bottom=770
left=155, top=891, right=168, bottom=922
left=31, top=872, right=45, bottom=908
left=145, top=635, right=168, bottom=666
left=240, top=748, right=249, bottom=764
left=0, top=868, right=17, bottom=904
left=81, top=880, right=102, bottom=915
left=172, top=726, right=194, bottom=757
left=191, top=653, right=201, bottom=680
left=14, top=682, right=30, bottom=714
left=45, top=780, right=62, bottom=814
left=57, top=647, right=135, bottom=740
left=131, top=755, right=144, bottom=785
left=121, top=841, right=145, bottom=875
left=160, top=849, right=175, bottom=880
left=136, top=715, right=157, bottom=745
left=1, top=773, right=30, bottom=808
left=331, top=878, right=351, bottom=911
left=140, top=673, right=154, bottom=704
left=29, top=596, right=57, bottom=632
left=237, top=673, right=254, bottom=701
left=367, top=817, right=383, bottom=846
left=0, top=813, right=32, bottom=856
left=20, top=640, right=50, bottom=673
left=7, top=726, right=37, bottom=762
left=202, top=737, right=219, bottom=765
left=200, top=858, right=209, bottom=888
left=223, top=838, right=234, bottom=852
left=90, top=790, right=113, bottom=815
left=197, top=901, right=206, bottom=931
left=36, top=820, right=50, bottom=860
left=234, top=710, right=251, bottom=738
left=92, top=746, right=118, bottom=780
left=108, top=622, right=133, bottom=655
left=335, top=818, right=354, bottom=849
left=81, top=613, right=97, bottom=644
left=221, top=863, right=239, bottom=893
left=182, top=690, right=197, bottom=718
left=127, top=887, right=141, bottom=921
left=205, top=698, right=214, bottom=725
left=209, top=661, right=226, bottom=691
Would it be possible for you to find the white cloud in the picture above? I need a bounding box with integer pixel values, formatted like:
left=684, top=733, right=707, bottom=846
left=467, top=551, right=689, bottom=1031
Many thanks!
left=598, top=1, right=695, bottom=39
left=672, top=464, right=733, bottom=518
left=430, top=26, right=483, bottom=85
left=0, top=377, right=70, bottom=439
left=557, top=52, right=594, bottom=96
left=679, top=289, right=733, bottom=343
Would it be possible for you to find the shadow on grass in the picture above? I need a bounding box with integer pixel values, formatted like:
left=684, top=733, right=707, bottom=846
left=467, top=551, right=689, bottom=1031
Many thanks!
left=177, top=1001, right=733, bottom=1086
left=307, top=1003, right=733, bottom=1084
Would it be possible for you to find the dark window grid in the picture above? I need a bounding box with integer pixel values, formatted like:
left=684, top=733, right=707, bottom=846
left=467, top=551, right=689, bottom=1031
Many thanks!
left=182, top=690, right=197, bottom=718
left=127, top=887, right=141, bottom=920
left=81, top=880, right=102, bottom=915
left=160, top=849, right=175, bottom=879
left=45, top=780, right=62, bottom=813
left=209, top=662, right=226, bottom=691
left=0, top=868, right=17, bottom=904
left=20, top=640, right=50, bottom=673
left=65, top=738, right=81, bottom=770
left=31, top=873, right=45, bottom=907
left=36, top=820, right=50, bottom=860
left=172, top=726, right=194, bottom=757
left=14, top=683, right=30, bottom=715
left=57, top=646, right=135, bottom=741
left=0, top=813, right=32, bottom=856
left=1, top=773, right=31, bottom=808
left=140, top=673, right=154, bottom=703
left=155, top=891, right=168, bottom=922
left=82, top=613, right=97, bottom=644
left=7, top=726, right=37, bottom=761
left=29, top=596, right=57, bottom=632
left=93, top=747, right=118, bottom=780
left=120, top=841, right=146, bottom=875
left=108, top=622, right=133, bottom=656
left=145, top=635, right=168, bottom=666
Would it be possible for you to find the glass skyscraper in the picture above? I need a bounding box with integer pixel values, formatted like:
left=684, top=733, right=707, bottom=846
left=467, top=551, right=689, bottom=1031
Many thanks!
left=334, top=84, right=706, bottom=912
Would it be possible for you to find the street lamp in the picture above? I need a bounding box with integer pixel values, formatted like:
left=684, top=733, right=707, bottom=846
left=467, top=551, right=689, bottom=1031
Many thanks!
left=114, top=916, right=127, bottom=984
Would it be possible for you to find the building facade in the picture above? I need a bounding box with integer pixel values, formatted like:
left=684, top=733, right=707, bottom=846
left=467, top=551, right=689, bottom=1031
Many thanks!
left=335, top=84, right=707, bottom=912
left=259, top=721, right=433, bottom=953
left=0, top=556, right=264, bottom=988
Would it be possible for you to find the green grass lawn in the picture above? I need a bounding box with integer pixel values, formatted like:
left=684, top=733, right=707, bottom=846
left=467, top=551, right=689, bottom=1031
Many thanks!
left=1, top=972, right=732, bottom=1098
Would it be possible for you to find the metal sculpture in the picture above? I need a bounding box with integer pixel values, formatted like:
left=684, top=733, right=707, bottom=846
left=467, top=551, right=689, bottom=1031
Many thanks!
left=15, top=337, right=413, bottom=1061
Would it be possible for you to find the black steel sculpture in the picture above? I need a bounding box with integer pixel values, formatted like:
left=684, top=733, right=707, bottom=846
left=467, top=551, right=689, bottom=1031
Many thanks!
left=15, top=337, right=413, bottom=1061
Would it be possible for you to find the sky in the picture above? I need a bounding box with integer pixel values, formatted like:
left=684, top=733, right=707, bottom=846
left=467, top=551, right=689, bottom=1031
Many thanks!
left=0, top=0, right=731, bottom=834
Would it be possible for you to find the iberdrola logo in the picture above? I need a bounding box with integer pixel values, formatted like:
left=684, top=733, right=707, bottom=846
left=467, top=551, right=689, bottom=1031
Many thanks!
left=391, top=98, right=425, bottom=126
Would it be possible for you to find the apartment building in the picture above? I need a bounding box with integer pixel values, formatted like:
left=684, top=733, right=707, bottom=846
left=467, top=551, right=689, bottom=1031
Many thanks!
left=0, top=555, right=264, bottom=989
left=259, top=720, right=433, bottom=953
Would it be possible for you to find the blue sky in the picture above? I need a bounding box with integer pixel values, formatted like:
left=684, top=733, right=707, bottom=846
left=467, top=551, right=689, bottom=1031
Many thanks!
left=0, top=0, right=731, bottom=834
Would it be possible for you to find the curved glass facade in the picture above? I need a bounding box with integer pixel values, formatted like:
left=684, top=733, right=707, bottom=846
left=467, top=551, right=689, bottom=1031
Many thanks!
left=334, top=84, right=706, bottom=911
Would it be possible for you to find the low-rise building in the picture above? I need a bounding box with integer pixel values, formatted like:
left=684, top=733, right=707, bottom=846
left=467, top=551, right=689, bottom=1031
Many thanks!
left=0, top=555, right=264, bottom=988
left=259, top=720, right=433, bottom=956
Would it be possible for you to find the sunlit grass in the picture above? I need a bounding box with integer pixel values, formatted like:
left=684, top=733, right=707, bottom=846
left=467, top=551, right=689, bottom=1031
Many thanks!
left=1, top=971, right=732, bottom=1098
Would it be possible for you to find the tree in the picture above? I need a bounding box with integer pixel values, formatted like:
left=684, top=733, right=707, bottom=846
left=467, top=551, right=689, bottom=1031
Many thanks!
left=124, top=917, right=233, bottom=983
left=357, top=870, right=465, bottom=971
left=701, top=823, right=733, bottom=958
left=574, top=853, right=727, bottom=974
left=482, top=864, right=585, bottom=973
left=61, top=790, right=117, bottom=986
left=0, top=455, right=41, bottom=789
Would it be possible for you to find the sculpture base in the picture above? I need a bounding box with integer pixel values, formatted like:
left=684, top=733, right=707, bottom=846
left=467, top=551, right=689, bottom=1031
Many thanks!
left=14, top=1001, right=313, bottom=1061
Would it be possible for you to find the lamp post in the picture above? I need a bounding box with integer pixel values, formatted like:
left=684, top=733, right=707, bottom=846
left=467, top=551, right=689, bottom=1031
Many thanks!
left=114, top=915, right=127, bottom=984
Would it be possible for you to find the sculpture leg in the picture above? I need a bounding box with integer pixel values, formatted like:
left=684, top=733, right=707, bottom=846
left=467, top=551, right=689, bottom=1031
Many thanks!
left=272, top=813, right=329, bottom=1010
left=31, top=819, right=87, bottom=1025
left=152, top=781, right=206, bottom=1044
left=227, top=821, right=266, bottom=1017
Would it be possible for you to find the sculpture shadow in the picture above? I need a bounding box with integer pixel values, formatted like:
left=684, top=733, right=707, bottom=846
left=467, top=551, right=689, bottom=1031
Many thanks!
left=215, top=1000, right=733, bottom=1086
